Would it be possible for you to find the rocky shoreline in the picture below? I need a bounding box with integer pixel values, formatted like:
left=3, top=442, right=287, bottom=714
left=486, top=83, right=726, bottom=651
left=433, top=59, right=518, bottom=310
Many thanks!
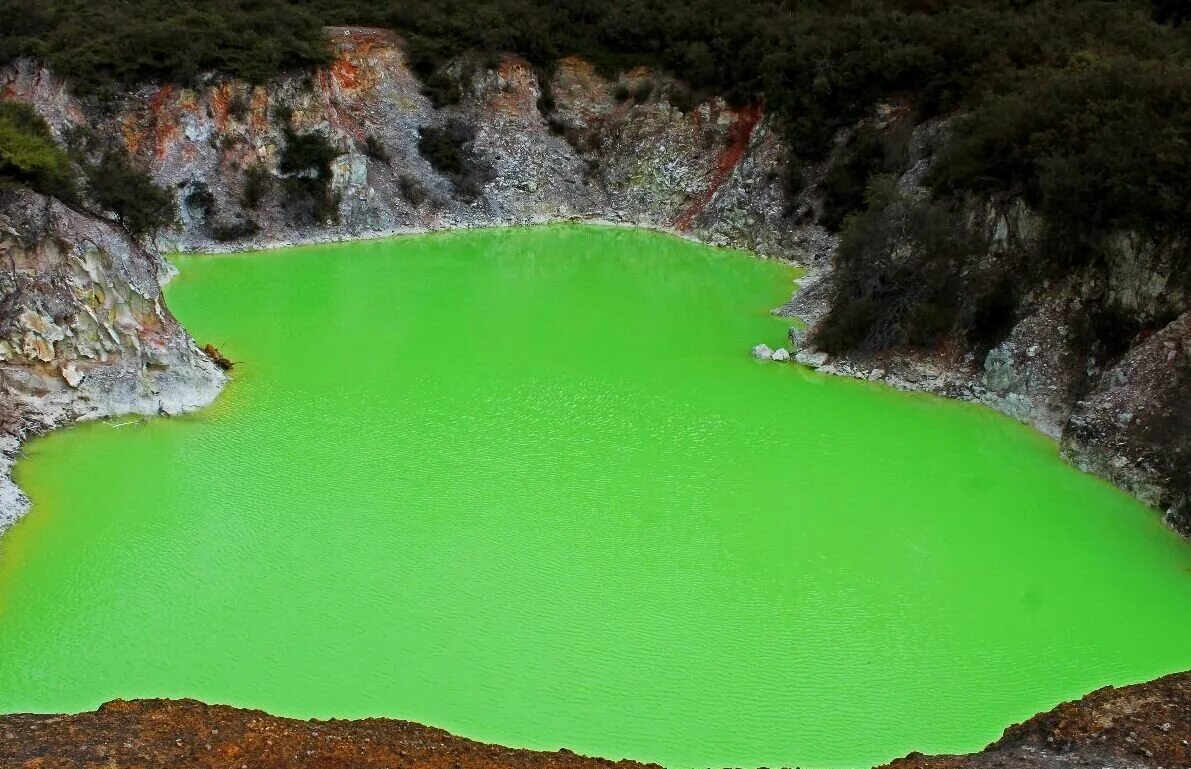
left=2, top=671, right=1188, bottom=769
left=0, top=24, right=1187, bottom=540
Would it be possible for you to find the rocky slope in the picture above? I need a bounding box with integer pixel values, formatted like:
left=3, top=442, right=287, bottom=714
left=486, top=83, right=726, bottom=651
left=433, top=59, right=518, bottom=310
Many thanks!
left=0, top=189, right=223, bottom=533
left=0, top=24, right=1186, bottom=541
left=1, top=27, right=828, bottom=261
left=781, top=116, right=1190, bottom=536
left=2, top=672, right=1188, bottom=769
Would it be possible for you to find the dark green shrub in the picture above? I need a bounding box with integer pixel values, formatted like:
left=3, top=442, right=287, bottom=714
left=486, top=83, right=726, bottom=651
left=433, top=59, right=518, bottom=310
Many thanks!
left=65, top=128, right=175, bottom=238
left=398, top=174, right=427, bottom=207
left=820, top=127, right=895, bottom=233
left=227, top=93, right=250, bottom=121
left=418, top=119, right=491, bottom=200
left=362, top=135, right=390, bottom=164
left=0, top=101, right=75, bottom=198
left=211, top=218, right=260, bottom=241
left=279, top=128, right=339, bottom=178
left=812, top=177, right=988, bottom=353
left=82, top=149, right=176, bottom=237
left=420, top=70, right=461, bottom=108
left=241, top=164, right=271, bottom=209
left=271, top=104, right=294, bottom=126
left=278, top=128, right=342, bottom=225
left=630, top=80, right=654, bottom=103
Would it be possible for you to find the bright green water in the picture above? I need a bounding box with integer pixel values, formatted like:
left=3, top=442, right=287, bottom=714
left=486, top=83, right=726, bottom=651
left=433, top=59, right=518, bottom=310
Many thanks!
left=1, top=226, right=1189, bottom=767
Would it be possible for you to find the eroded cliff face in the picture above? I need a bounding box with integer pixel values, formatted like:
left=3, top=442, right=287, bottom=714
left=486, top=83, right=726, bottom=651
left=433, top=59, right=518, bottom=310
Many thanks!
left=2, top=28, right=827, bottom=261
left=0, top=190, right=223, bottom=533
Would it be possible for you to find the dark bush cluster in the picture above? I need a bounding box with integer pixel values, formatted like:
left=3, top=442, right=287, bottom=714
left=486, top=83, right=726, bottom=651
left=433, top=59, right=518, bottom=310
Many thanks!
left=65, top=127, right=176, bottom=238
left=812, top=177, right=993, bottom=354
left=278, top=127, right=342, bottom=225
left=418, top=120, right=491, bottom=200
left=0, top=0, right=331, bottom=95
left=0, top=101, right=74, bottom=198
left=241, top=165, right=272, bottom=210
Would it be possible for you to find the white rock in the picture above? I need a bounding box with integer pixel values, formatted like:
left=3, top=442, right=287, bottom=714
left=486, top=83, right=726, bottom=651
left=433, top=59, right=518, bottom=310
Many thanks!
left=771, top=348, right=791, bottom=361
left=868, top=368, right=885, bottom=380
left=796, top=350, right=829, bottom=367
left=61, top=361, right=85, bottom=388
left=752, top=344, right=773, bottom=360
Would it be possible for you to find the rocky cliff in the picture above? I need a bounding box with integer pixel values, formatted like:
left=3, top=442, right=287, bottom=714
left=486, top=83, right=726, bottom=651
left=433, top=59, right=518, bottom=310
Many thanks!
left=0, top=189, right=223, bottom=533
left=2, top=28, right=827, bottom=260
left=781, top=116, right=1190, bottom=536
left=0, top=25, right=1186, bottom=540
left=2, top=672, right=1188, bottom=769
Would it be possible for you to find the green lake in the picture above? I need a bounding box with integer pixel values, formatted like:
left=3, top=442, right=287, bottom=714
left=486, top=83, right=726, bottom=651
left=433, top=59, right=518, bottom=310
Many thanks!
left=1, top=225, right=1189, bottom=767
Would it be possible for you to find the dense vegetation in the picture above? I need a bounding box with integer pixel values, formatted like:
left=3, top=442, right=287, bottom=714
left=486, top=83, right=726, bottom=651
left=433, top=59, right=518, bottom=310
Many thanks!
left=0, top=0, right=330, bottom=94
left=0, top=0, right=1187, bottom=350
left=0, top=103, right=174, bottom=238
left=0, top=101, right=74, bottom=198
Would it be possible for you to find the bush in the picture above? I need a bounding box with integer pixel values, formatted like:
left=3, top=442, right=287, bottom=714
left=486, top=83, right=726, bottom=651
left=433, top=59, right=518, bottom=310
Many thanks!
left=278, top=128, right=342, bottom=225
left=82, top=148, right=176, bottom=237
left=0, top=101, right=75, bottom=198
left=812, top=176, right=990, bottom=354
left=418, top=119, right=491, bottom=200
left=820, top=126, right=900, bottom=233
left=227, top=93, right=250, bottom=121
left=362, top=135, right=390, bottom=164
left=241, top=164, right=271, bottom=209
left=63, top=128, right=175, bottom=238
left=0, top=0, right=332, bottom=94
left=398, top=174, right=428, bottom=207
left=211, top=217, right=260, bottom=241
left=630, top=80, right=654, bottom=103
left=931, top=56, right=1191, bottom=277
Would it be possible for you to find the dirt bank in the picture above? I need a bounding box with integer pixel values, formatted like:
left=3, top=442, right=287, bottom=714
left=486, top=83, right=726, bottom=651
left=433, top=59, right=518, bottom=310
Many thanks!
left=2, top=672, right=1188, bottom=769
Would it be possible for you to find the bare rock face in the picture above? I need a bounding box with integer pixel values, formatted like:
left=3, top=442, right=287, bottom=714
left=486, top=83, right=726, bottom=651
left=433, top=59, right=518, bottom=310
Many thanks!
left=1, top=28, right=822, bottom=260
left=0, top=190, right=224, bottom=533
left=1, top=672, right=1188, bottom=769
left=1064, top=312, right=1191, bottom=534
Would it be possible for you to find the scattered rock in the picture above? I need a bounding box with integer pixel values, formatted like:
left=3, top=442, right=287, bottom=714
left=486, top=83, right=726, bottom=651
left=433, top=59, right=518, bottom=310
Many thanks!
left=868, top=368, right=885, bottom=380
left=60, top=361, right=84, bottom=388
left=771, top=348, right=790, bottom=361
left=752, top=343, right=773, bottom=360
left=795, top=350, right=828, bottom=367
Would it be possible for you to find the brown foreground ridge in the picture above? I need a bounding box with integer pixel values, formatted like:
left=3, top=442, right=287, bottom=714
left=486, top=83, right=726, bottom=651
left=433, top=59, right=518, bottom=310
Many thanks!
left=1, top=672, right=1188, bottom=769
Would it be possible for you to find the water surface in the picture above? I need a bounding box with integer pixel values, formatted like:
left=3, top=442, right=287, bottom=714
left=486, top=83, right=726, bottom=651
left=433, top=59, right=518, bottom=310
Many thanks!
left=1, top=226, right=1189, bottom=767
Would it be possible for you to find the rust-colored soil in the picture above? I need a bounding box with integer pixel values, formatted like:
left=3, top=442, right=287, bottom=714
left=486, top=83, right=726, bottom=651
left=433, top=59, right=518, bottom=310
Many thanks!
left=2, top=672, right=1188, bottom=769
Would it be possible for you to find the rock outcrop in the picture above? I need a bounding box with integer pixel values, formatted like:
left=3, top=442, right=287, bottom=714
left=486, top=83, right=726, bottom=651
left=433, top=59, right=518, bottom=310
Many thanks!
left=780, top=116, right=1191, bottom=536
left=1, top=28, right=827, bottom=261
left=2, top=672, right=1188, bottom=769
left=0, top=189, right=224, bottom=533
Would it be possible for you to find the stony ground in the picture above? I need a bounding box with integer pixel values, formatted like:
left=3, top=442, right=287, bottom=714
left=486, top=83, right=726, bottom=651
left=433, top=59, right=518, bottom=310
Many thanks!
left=2, top=673, right=1187, bottom=769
